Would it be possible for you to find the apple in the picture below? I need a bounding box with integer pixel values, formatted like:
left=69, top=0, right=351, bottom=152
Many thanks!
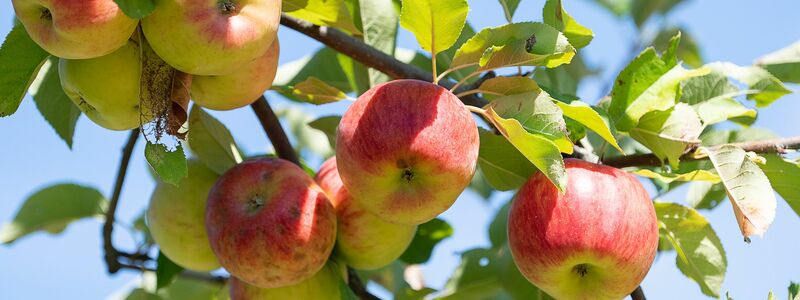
left=315, top=157, right=417, bottom=270
left=12, top=0, right=138, bottom=59
left=141, top=0, right=281, bottom=76
left=59, top=38, right=153, bottom=131
left=191, top=38, right=280, bottom=111
left=205, top=158, right=337, bottom=288
left=147, top=160, right=220, bottom=272
left=507, top=159, right=658, bottom=300
left=229, top=261, right=344, bottom=300
left=336, top=79, right=479, bottom=225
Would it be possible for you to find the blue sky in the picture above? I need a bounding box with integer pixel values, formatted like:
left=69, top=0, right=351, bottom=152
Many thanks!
left=1, top=0, right=798, bottom=299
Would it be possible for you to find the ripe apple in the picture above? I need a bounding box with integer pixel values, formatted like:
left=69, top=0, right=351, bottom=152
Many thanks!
left=191, top=39, right=280, bottom=111
left=12, top=0, right=138, bottom=59
left=315, top=157, right=417, bottom=270
left=147, top=160, right=220, bottom=272
left=229, top=261, right=345, bottom=300
left=336, top=79, right=479, bottom=225
left=141, top=0, right=281, bottom=76
left=205, top=158, right=337, bottom=288
left=59, top=39, right=153, bottom=131
left=508, top=159, right=658, bottom=300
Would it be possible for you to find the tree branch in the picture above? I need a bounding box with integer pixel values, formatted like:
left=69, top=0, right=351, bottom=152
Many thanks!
left=348, top=267, right=381, bottom=300
left=630, top=286, right=646, bottom=300
left=103, top=129, right=140, bottom=274
left=603, top=136, right=800, bottom=168
left=250, top=95, right=300, bottom=165
left=279, top=14, right=488, bottom=108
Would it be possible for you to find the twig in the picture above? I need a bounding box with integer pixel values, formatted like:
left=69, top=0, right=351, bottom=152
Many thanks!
left=348, top=267, right=381, bottom=300
left=630, top=286, right=646, bottom=300
left=103, top=129, right=140, bottom=274
left=250, top=95, right=300, bottom=165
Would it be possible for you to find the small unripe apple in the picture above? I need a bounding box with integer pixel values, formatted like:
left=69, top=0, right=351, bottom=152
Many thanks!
left=206, top=158, right=337, bottom=288
left=229, top=261, right=345, bottom=300
left=12, top=0, right=138, bottom=59
left=508, top=159, right=658, bottom=300
left=141, top=0, right=281, bottom=75
left=147, top=160, right=220, bottom=272
left=191, top=39, right=280, bottom=111
left=59, top=39, right=153, bottom=131
left=316, top=157, right=417, bottom=270
left=336, top=79, right=479, bottom=225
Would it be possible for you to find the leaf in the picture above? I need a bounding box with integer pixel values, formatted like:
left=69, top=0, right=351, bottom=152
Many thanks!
left=308, top=115, right=341, bottom=149
left=125, top=288, right=164, bottom=300
left=396, top=287, right=437, bottom=300
left=187, top=107, right=242, bottom=175
left=789, top=282, right=799, bottom=300
left=631, top=0, right=687, bottom=28
left=468, top=167, right=494, bottom=199
left=629, top=103, right=703, bottom=168
left=633, top=169, right=720, bottom=184
left=339, top=274, right=359, bottom=300
left=488, top=92, right=573, bottom=153
left=543, top=0, right=594, bottom=49
left=477, top=129, right=536, bottom=191
left=555, top=100, right=622, bottom=152
left=498, top=0, right=522, bottom=22
left=484, top=106, right=567, bottom=192
left=0, top=24, right=50, bottom=117
left=289, top=77, right=348, bottom=104
left=400, top=218, right=453, bottom=264
left=156, top=251, right=184, bottom=290
left=360, top=0, right=398, bottom=86
left=29, top=57, right=81, bottom=148
left=655, top=28, right=703, bottom=68
left=436, top=24, right=477, bottom=83
left=759, top=154, right=800, bottom=217
left=145, top=142, right=188, bottom=187
left=114, top=0, right=156, bottom=19
left=450, top=22, right=575, bottom=71
left=488, top=201, right=511, bottom=248
left=399, top=0, right=468, bottom=55
left=655, top=202, right=726, bottom=297
left=477, top=76, right=540, bottom=100
left=287, top=0, right=361, bottom=34
left=681, top=72, right=757, bottom=125
left=439, top=248, right=506, bottom=299
left=755, top=41, right=800, bottom=83
left=0, top=184, right=107, bottom=244
left=274, top=48, right=355, bottom=101
left=703, top=145, right=777, bottom=239
left=686, top=181, right=728, bottom=210
left=534, top=55, right=597, bottom=101
left=276, top=107, right=332, bottom=157
left=156, top=276, right=228, bottom=300
left=282, top=0, right=309, bottom=12
left=705, top=62, right=791, bottom=107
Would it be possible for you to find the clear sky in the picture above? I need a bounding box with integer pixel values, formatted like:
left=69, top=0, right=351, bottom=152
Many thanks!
left=1, top=1, right=798, bottom=299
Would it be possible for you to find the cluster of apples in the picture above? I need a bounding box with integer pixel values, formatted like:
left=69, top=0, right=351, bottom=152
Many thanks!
left=12, top=0, right=281, bottom=130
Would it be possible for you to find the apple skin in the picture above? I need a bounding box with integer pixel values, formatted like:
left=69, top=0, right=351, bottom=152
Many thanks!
left=229, top=261, right=345, bottom=300
left=141, top=0, right=281, bottom=76
left=59, top=39, right=153, bottom=131
left=147, top=160, right=220, bottom=272
left=315, top=157, right=417, bottom=270
left=12, top=0, right=137, bottom=59
left=205, top=158, right=337, bottom=288
left=191, top=38, right=279, bottom=111
left=508, top=159, right=658, bottom=300
left=336, top=79, right=479, bottom=225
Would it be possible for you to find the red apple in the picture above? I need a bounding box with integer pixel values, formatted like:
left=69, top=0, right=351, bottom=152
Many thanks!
left=315, top=157, right=417, bottom=270
left=12, top=0, right=137, bottom=59
left=205, top=158, right=337, bottom=288
left=336, top=79, right=479, bottom=225
left=508, top=159, right=658, bottom=300
left=229, top=261, right=345, bottom=299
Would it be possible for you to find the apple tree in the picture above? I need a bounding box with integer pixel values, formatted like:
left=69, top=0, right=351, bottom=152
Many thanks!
left=1, top=0, right=799, bottom=299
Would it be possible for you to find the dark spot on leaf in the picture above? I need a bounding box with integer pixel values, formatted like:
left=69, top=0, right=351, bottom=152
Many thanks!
left=526, top=34, right=537, bottom=53
left=617, top=79, right=625, bottom=86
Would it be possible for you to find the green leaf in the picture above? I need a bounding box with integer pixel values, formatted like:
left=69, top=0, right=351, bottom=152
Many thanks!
left=681, top=72, right=757, bottom=125
left=288, top=77, right=349, bottom=104
left=759, top=154, right=800, bottom=217
left=308, top=115, right=341, bottom=149
left=187, top=107, right=242, bottom=175
left=543, top=0, right=594, bottom=49
left=705, top=62, right=791, bottom=107
left=468, top=168, right=494, bottom=200
left=755, top=41, right=800, bottom=83
left=488, top=201, right=511, bottom=248
left=498, top=0, right=522, bottom=22
left=114, top=0, right=156, bottom=19
left=282, top=0, right=310, bottom=12
left=436, top=23, right=477, bottom=83
left=126, top=288, right=164, bottom=300
left=534, top=55, right=597, bottom=101
left=275, top=48, right=355, bottom=102
left=399, top=0, right=468, bottom=55
left=488, top=92, right=573, bottom=153
left=629, top=103, right=703, bottom=168
left=339, top=274, right=359, bottom=300
left=438, top=248, right=506, bottom=299
left=477, top=76, right=540, bottom=100
left=633, top=169, right=720, bottom=184
left=484, top=106, right=567, bottom=192
left=276, top=107, right=333, bottom=157
left=654, top=28, right=703, bottom=68
left=655, top=202, right=726, bottom=297
left=0, top=184, right=107, bottom=244
left=631, top=0, right=687, bottom=28
left=29, top=57, right=80, bottom=148
left=396, top=287, right=437, bottom=300
left=156, top=276, right=228, bottom=300
left=555, top=100, right=622, bottom=152
left=686, top=181, right=727, bottom=210
left=789, top=282, right=799, bottom=300
left=477, top=129, right=536, bottom=191
left=591, top=0, right=632, bottom=16
left=156, top=251, right=184, bottom=290
left=0, top=24, right=50, bottom=117
left=287, top=0, right=361, bottom=34
left=360, top=0, right=398, bottom=86
left=451, top=22, right=575, bottom=71
left=703, top=145, right=776, bottom=240
left=400, top=218, right=453, bottom=264
left=145, top=142, right=188, bottom=187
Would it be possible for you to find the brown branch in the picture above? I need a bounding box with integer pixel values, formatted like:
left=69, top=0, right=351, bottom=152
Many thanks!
left=603, top=136, right=800, bottom=168
left=103, top=129, right=140, bottom=274
left=279, top=14, right=488, bottom=108
left=250, top=95, right=300, bottom=165
left=630, top=286, right=646, bottom=300
left=348, top=267, right=381, bottom=300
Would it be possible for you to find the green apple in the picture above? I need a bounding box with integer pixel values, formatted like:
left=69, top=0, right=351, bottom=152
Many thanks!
left=229, top=261, right=344, bottom=299
left=191, top=39, right=279, bottom=111
left=59, top=39, right=153, bottom=131
left=12, top=0, right=138, bottom=59
left=316, top=157, right=417, bottom=270
left=141, top=0, right=281, bottom=75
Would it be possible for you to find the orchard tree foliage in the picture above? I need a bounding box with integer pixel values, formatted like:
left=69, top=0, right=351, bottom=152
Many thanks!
left=1, top=0, right=800, bottom=299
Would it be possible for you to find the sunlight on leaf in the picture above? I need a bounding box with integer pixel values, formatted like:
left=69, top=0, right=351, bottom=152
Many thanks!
left=633, top=169, right=720, bottom=184
left=400, top=0, right=468, bottom=55
left=290, top=77, right=349, bottom=104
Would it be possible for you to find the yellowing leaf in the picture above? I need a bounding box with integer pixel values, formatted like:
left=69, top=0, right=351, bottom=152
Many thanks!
left=633, top=169, right=720, bottom=184
left=287, top=0, right=361, bottom=34
left=543, top=0, right=593, bottom=49
left=291, top=77, right=348, bottom=104
left=629, top=103, right=703, bottom=168
left=487, top=92, right=573, bottom=153
left=478, top=76, right=540, bottom=100
left=555, top=100, right=621, bottom=152
left=399, top=0, right=469, bottom=55
left=477, top=129, right=536, bottom=191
